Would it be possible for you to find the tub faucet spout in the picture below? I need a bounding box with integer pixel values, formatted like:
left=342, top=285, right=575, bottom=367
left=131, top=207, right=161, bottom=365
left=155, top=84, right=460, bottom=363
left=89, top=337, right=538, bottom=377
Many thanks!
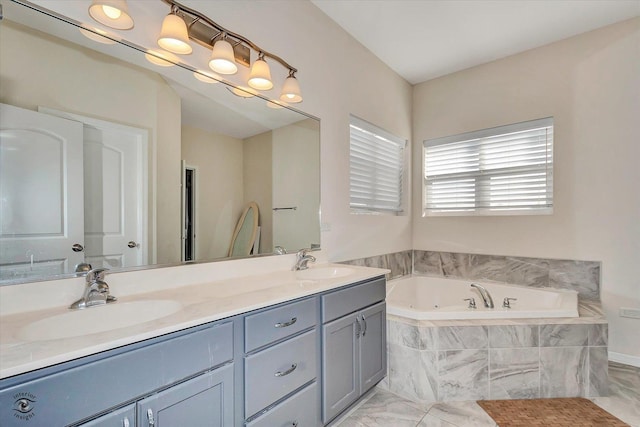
left=470, top=283, right=494, bottom=308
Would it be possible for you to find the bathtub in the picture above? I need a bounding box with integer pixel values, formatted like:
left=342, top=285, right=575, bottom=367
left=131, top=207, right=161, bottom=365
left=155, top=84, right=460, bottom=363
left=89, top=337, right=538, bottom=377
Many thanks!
left=386, top=276, right=578, bottom=320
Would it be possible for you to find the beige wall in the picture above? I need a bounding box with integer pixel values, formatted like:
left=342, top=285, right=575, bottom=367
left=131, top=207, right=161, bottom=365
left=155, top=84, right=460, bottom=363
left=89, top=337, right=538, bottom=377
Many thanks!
left=412, top=18, right=640, bottom=358
left=243, top=132, right=273, bottom=253
left=272, top=119, right=321, bottom=252
left=194, top=1, right=414, bottom=262
left=0, top=21, right=182, bottom=265
left=182, top=126, right=244, bottom=260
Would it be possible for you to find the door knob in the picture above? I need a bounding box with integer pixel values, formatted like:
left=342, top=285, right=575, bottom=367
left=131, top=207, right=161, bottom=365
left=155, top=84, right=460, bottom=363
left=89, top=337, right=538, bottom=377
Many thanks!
left=127, top=241, right=138, bottom=248
left=72, top=243, right=84, bottom=252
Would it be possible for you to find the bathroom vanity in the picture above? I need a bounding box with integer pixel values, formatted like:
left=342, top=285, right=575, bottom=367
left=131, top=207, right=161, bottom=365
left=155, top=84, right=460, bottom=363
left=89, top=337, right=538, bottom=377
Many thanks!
left=0, top=265, right=387, bottom=426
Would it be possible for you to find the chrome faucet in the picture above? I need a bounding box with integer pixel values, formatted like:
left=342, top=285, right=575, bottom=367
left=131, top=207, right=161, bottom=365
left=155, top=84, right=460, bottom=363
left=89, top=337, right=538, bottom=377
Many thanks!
left=70, top=268, right=117, bottom=309
left=292, top=248, right=316, bottom=271
left=470, top=283, right=494, bottom=308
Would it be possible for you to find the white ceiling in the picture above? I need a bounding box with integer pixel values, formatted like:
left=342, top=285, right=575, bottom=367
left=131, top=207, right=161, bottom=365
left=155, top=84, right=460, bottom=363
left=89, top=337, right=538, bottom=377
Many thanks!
left=311, top=0, right=640, bottom=84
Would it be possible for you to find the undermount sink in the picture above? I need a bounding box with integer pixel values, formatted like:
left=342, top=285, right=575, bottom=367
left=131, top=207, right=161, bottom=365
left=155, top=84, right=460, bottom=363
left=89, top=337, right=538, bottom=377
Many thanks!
left=18, top=300, right=182, bottom=341
left=296, top=266, right=355, bottom=280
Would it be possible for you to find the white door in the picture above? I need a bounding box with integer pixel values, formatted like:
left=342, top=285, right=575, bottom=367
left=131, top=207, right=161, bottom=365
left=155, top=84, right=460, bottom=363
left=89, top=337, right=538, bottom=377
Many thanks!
left=0, top=103, right=84, bottom=281
left=40, top=108, right=148, bottom=270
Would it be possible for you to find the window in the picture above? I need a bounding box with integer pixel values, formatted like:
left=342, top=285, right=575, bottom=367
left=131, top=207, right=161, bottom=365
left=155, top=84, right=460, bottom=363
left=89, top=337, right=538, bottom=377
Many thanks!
left=349, top=115, right=406, bottom=214
left=423, top=117, right=553, bottom=216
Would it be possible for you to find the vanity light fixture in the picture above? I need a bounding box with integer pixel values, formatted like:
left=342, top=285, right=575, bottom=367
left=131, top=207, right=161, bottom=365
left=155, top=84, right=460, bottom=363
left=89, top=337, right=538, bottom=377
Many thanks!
left=157, top=6, right=192, bottom=55
left=158, top=0, right=302, bottom=102
left=88, top=0, right=134, bottom=30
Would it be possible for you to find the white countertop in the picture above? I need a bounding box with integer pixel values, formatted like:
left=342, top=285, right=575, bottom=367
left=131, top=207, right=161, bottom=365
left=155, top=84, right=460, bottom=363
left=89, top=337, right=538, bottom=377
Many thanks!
left=0, top=263, right=388, bottom=379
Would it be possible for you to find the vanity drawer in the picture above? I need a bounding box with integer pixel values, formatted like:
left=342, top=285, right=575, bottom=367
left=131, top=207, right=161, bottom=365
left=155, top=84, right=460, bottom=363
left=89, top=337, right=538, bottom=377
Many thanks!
left=321, top=277, right=385, bottom=323
left=244, top=329, right=317, bottom=418
left=0, top=321, right=233, bottom=427
left=245, top=297, right=317, bottom=352
left=246, top=382, right=319, bottom=427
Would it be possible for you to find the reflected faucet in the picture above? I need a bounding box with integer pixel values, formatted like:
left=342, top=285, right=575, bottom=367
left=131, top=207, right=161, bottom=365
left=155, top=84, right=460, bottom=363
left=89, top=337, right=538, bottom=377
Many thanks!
left=69, top=268, right=117, bottom=309
left=470, top=283, right=494, bottom=308
left=293, top=248, right=316, bottom=271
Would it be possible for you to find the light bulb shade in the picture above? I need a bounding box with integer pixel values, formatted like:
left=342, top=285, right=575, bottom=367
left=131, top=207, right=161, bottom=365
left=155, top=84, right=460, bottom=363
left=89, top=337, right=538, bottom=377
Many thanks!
left=157, top=14, right=192, bottom=55
left=144, top=50, right=180, bottom=67
left=209, top=39, right=238, bottom=75
left=248, top=58, right=273, bottom=90
left=79, top=25, right=118, bottom=45
left=193, top=70, right=220, bottom=84
left=88, top=0, right=134, bottom=30
left=280, top=75, right=303, bottom=103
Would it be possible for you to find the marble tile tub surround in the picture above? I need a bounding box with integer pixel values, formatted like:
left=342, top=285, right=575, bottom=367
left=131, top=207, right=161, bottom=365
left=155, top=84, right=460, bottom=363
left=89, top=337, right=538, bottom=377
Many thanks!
left=342, top=250, right=413, bottom=280
left=385, top=318, right=609, bottom=405
left=413, top=250, right=601, bottom=301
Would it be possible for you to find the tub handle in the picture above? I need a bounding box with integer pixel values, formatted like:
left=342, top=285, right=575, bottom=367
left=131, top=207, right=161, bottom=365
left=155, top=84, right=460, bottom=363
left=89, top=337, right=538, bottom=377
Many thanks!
left=361, top=314, right=367, bottom=337
left=503, top=297, right=517, bottom=308
left=463, top=298, right=476, bottom=309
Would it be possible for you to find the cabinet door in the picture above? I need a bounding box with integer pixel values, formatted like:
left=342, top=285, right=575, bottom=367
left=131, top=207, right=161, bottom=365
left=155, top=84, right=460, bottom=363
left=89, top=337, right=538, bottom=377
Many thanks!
left=137, top=364, right=233, bottom=427
left=322, top=314, right=359, bottom=423
left=359, top=302, right=387, bottom=393
left=79, top=404, right=135, bottom=427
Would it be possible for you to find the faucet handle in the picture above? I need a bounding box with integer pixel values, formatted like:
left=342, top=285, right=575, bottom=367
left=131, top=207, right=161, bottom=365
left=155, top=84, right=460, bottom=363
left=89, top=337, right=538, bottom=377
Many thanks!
left=463, top=298, right=476, bottom=309
left=86, top=268, right=109, bottom=283
left=503, top=297, right=517, bottom=308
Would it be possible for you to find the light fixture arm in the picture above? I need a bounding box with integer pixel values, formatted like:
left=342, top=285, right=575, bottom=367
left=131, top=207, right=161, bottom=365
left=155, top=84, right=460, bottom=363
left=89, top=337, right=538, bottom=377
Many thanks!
left=161, top=0, right=297, bottom=74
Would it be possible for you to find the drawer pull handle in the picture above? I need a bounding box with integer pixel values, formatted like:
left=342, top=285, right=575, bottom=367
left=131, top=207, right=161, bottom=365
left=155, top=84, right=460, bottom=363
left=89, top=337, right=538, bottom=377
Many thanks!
left=123, top=418, right=130, bottom=427
left=361, top=314, right=367, bottom=337
left=275, top=363, right=298, bottom=377
left=275, top=317, right=297, bottom=328
left=147, top=408, right=155, bottom=426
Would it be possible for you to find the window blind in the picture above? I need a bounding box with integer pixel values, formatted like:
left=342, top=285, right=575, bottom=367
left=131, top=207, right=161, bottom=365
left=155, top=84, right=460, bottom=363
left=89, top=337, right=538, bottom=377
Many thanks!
left=424, top=117, right=553, bottom=215
left=349, top=116, right=405, bottom=213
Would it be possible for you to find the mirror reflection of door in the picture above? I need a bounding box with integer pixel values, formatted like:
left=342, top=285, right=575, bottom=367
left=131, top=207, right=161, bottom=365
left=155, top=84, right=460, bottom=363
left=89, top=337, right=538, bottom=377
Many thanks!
left=0, top=103, right=84, bottom=280
left=181, top=162, right=196, bottom=262
left=38, top=108, right=148, bottom=271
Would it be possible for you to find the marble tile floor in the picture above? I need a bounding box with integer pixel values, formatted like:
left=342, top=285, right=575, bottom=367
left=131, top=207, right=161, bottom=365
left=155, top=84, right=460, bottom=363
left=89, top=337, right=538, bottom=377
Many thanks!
left=335, top=361, right=640, bottom=427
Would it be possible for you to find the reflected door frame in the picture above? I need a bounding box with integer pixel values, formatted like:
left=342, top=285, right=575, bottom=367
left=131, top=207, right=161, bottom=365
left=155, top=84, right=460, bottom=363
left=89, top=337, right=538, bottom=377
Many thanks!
left=181, top=161, right=197, bottom=262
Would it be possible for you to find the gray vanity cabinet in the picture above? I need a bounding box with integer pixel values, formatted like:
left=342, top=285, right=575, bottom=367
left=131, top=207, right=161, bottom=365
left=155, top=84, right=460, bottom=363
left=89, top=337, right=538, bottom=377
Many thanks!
left=79, top=404, right=135, bottom=427
left=137, top=364, right=234, bottom=427
left=321, top=278, right=387, bottom=424
left=243, top=296, right=321, bottom=426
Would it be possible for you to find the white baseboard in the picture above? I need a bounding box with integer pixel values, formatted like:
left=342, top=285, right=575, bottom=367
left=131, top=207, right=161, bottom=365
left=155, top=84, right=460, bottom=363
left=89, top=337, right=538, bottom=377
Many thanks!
left=609, top=351, right=640, bottom=367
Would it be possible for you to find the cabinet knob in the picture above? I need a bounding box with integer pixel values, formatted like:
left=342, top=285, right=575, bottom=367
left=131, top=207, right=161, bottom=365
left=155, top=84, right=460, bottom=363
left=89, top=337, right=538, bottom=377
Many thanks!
left=292, top=422, right=298, bottom=427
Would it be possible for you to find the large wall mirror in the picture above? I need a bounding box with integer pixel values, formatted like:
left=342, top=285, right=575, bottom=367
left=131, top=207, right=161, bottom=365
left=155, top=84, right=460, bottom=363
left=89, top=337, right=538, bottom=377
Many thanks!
left=0, top=0, right=321, bottom=285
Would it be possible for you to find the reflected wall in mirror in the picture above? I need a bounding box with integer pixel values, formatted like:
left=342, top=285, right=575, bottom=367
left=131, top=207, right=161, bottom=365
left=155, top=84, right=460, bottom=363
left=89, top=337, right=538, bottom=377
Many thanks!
left=0, top=0, right=320, bottom=284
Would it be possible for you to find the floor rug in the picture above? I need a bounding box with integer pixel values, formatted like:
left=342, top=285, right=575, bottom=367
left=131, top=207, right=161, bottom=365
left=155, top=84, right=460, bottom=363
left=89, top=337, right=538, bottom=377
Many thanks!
left=477, top=397, right=629, bottom=426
